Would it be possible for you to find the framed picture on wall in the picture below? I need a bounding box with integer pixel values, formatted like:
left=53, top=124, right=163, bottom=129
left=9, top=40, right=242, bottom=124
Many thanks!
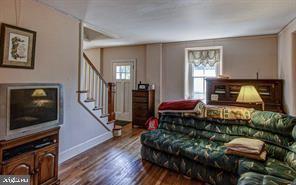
left=0, top=23, right=36, bottom=69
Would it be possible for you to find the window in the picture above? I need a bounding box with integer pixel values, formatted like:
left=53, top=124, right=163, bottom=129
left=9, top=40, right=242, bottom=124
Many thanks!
left=192, top=65, right=217, bottom=99
left=185, top=47, right=222, bottom=100
left=116, top=65, right=131, bottom=80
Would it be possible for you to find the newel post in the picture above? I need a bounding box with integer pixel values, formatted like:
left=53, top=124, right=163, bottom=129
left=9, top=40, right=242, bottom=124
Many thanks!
left=108, top=83, right=116, bottom=121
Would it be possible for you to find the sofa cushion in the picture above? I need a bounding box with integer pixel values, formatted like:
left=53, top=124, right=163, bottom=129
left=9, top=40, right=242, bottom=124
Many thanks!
left=141, top=145, right=238, bottom=185
left=141, top=145, right=181, bottom=172
left=251, top=111, right=296, bottom=137
left=180, top=157, right=238, bottom=185
left=160, top=121, right=293, bottom=149
left=141, top=129, right=241, bottom=173
left=179, top=139, right=240, bottom=173
left=237, top=172, right=292, bottom=185
left=238, top=158, right=296, bottom=181
left=140, top=129, right=196, bottom=156
left=285, top=151, right=296, bottom=171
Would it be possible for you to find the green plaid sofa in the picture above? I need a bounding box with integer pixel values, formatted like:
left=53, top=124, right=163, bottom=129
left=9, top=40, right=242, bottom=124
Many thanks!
left=140, top=110, right=296, bottom=185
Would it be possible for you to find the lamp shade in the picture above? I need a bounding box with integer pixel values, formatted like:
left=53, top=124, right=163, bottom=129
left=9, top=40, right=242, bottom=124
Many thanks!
left=32, top=89, right=47, bottom=97
left=236, top=85, right=263, bottom=103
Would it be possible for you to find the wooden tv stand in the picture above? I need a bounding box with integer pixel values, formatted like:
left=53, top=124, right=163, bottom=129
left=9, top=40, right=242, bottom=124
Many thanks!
left=0, top=127, right=60, bottom=185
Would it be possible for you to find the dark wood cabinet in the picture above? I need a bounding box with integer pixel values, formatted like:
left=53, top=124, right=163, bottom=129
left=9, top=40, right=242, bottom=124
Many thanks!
left=132, top=90, right=155, bottom=127
left=36, top=144, right=58, bottom=185
left=206, top=78, right=284, bottom=112
left=2, top=153, right=35, bottom=185
left=0, top=128, right=60, bottom=185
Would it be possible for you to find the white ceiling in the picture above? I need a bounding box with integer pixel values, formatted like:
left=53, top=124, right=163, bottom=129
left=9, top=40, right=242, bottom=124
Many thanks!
left=38, top=0, right=296, bottom=48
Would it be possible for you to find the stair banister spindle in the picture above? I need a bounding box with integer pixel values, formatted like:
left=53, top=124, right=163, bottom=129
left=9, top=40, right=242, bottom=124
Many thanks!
left=105, top=84, right=108, bottom=115
left=100, top=80, right=104, bottom=108
left=87, top=64, right=91, bottom=99
left=102, top=83, right=105, bottom=114
left=84, top=59, right=87, bottom=91
left=90, top=68, right=93, bottom=99
left=102, top=84, right=105, bottom=114
left=97, top=78, right=101, bottom=107
left=94, top=74, right=98, bottom=108
left=92, top=69, right=95, bottom=100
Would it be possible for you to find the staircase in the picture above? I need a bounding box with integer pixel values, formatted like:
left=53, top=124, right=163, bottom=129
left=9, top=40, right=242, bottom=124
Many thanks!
left=77, top=52, right=115, bottom=131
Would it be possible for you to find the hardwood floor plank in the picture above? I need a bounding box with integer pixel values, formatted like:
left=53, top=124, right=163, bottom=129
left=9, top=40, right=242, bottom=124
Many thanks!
left=59, top=124, right=204, bottom=185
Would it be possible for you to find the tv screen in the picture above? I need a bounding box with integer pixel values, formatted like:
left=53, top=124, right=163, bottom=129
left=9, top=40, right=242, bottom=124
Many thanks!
left=9, top=88, right=58, bottom=130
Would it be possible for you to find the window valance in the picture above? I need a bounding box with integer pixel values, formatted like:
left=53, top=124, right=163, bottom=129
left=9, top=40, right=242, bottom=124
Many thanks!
left=188, top=49, right=220, bottom=67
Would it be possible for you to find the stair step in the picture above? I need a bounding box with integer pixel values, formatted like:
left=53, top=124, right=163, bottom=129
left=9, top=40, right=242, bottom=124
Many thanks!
left=93, top=106, right=103, bottom=111
left=76, top=90, right=88, bottom=93
left=100, top=114, right=110, bottom=118
left=84, top=98, right=96, bottom=102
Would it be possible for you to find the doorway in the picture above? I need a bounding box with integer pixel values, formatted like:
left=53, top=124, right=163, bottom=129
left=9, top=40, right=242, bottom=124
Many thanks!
left=112, top=60, right=136, bottom=121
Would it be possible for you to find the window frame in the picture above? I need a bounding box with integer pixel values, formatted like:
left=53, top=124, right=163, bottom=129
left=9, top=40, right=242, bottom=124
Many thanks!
left=115, top=65, right=131, bottom=81
left=184, top=46, right=223, bottom=100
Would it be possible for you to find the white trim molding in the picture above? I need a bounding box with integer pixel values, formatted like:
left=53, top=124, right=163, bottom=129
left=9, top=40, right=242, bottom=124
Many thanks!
left=59, top=131, right=113, bottom=164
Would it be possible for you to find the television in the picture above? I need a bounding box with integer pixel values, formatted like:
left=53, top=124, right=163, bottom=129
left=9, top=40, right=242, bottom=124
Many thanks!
left=0, top=84, right=63, bottom=140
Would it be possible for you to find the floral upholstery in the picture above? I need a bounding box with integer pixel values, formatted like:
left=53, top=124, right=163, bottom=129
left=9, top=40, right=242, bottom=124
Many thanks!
left=141, top=108, right=296, bottom=185
left=238, top=158, right=296, bottom=181
left=141, top=145, right=238, bottom=185
left=251, top=111, right=296, bottom=136
left=180, top=140, right=239, bottom=173
left=141, top=145, right=181, bottom=172
left=140, top=129, right=196, bottom=155
left=237, top=172, right=292, bottom=185
left=180, top=157, right=238, bottom=185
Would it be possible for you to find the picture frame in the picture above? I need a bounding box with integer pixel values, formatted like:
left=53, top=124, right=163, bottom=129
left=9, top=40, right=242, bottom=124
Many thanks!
left=0, top=23, right=36, bottom=69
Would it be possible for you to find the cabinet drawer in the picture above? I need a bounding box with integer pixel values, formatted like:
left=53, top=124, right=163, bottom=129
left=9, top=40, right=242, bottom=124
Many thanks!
left=133, top=91, right=148, bottom=97
left=134, top=110, right=148, bottom=117
left=133, top=103, right=148, bottom=110
left=133, top=97, right=148, bottom=103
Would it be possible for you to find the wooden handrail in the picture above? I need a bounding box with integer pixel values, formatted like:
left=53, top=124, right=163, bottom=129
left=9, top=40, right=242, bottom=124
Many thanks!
left=83, top=52, right=108, bottom=86
left=78, top=52, right=116, bottom=128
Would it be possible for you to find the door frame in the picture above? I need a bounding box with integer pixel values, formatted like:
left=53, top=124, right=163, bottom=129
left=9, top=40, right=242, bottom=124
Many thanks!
left=111, top=59, right=137, bottom=89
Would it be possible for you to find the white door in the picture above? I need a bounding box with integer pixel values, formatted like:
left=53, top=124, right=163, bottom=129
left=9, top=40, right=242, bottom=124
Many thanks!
left=112, top=61, right=135, bottom=121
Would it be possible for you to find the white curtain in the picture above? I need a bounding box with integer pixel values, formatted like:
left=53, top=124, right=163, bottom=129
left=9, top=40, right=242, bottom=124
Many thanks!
left=188, top=49, right=220, bottom=66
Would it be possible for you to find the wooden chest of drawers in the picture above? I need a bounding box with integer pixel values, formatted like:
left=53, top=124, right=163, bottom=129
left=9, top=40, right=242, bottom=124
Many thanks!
left=132, top=90, right=155, bottom=127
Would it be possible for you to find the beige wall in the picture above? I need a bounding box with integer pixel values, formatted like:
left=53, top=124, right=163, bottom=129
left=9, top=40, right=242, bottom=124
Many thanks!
left=162, top=35, right=278, bottom=100
left=146, top=44, right=163, bottom=112
left=278, top=19, right=296, bottom=115
left=102, top=45, right=146, bottom=83
left=0, top=0, right=110, bottom=162
left=84, top=48, right=101, bottom=72
left=101, top=35, right=278, bottom=110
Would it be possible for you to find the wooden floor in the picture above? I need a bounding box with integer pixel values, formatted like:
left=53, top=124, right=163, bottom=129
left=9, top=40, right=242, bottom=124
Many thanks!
left=59, top=124, right=204, bottom=185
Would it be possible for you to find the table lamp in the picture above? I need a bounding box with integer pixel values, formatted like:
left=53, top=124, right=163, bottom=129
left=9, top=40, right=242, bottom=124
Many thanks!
left=236, top=85, right=264, bottom=110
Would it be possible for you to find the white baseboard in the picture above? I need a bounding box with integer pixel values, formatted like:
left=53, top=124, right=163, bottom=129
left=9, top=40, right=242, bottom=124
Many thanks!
left=59, top=132, right=113, bottom=164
